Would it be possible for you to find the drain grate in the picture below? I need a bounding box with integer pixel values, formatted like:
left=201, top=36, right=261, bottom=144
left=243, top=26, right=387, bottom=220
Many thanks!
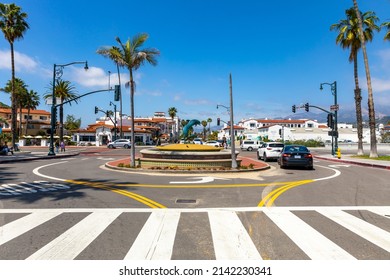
left=176, top=199, right=197, bottom=204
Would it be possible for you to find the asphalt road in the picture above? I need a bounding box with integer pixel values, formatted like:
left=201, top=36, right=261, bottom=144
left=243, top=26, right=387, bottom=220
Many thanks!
left=1, top=146, right=389, bottom=260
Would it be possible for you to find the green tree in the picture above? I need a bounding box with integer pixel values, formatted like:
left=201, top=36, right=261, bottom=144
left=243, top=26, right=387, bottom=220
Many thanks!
left=352, top=0, right=378, bottom=158
left=97, top=34, right=160, bottom=167
left=64, top=114, right=81, bottom=131
left=44, top=80, right=79, bottom=143
left=23, top=89, right=40, bottom=135
left=168, top=107, right=177, bottom=142
left=0, top=3, right=29, bottom=148
left=382, top=21, right=390, bottom=41
left=1, top=78, right=28, bottom=136
left=331, top=7, right=380, bottom=156
left=201, top=120, right=208, bottom=140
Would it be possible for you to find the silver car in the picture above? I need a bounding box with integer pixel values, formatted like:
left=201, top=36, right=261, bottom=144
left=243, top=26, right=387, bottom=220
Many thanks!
left=107, top=139, right=131, bottom=149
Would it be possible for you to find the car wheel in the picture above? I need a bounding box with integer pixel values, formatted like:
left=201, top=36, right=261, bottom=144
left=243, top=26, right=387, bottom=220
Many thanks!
left=108, top=145, right=113, bottom=149
left=263, top=153, right=268, bottom=162
left=124, top=144, right=130, bottom=149
left=257, top=153, right=261, bottom=160
left=248, top=147, right=253, bottom=151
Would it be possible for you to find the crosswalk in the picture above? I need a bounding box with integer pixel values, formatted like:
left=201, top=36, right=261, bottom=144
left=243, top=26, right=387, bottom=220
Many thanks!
left=1, top=206, right=390, bottom=260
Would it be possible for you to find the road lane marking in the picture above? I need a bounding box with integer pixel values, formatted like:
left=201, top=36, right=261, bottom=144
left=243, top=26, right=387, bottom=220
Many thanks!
left=263, top=208, right=356, bottom=260
left=258, top=180, right=314, bottom=207
left=26, top=211, right=121, bottom=260
left=32, top=161, right=68, bottom=182
left=208, top=210, right=262, bottom=260
left=0, top=211, right=62, bottom=246
left=125, top=211, right=180, bottom=260
left=316, top=208, right=390, bottom=253
left=169, top=176, right=230, bottom=184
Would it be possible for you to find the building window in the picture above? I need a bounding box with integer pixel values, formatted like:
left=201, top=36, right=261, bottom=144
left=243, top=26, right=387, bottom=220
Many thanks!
left=24, top=115, right=33, bottom=120
left=40, top=116, right=48, bottom=121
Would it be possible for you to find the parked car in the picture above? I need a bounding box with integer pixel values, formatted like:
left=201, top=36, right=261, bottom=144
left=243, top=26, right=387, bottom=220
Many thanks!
left=193, top=138, right=203, bottom=145
left=240, top=140, right=262, bottom=151
left=107, top=139, right=131, bottom=149
left=204, top=140, right=222, bottom=147
left=257, top=142, right=284, bottom=161
left=278, top=145, right=313, bottom=169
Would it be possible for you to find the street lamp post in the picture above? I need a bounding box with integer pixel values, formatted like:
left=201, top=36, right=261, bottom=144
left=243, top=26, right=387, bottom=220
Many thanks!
left=216, top=74, right=238, bottom=169
left=320, top=81, right=338, bottom=156
left=48, top=61, right=88, bottom=156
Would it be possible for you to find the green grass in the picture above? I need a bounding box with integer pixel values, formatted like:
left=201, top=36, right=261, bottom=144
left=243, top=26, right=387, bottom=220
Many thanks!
left=351, top=155, right=390, bottom=161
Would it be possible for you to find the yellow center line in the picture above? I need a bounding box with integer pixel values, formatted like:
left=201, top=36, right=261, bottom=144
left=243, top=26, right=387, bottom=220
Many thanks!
left=258, top=180, right=314, bottom=207
left=65, top=179, right=166, bottom=209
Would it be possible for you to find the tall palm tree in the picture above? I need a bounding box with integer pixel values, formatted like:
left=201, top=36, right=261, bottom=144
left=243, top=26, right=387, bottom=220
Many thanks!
left=207, top=117, right=212, bottom=136
left=201, top=120, right=208, bottom=140
left=0, top=3, right=29, bottom=148
left=23, top=90, right=40, bottom=135
left=97, top=34, right=160, bottom=167
left=330, top=8, right=379, bottom=156
left=168, top=107, right=177, bottom=142
left=97, top=46, right=124, bottom=138
left=382, top=21, right=390, bottom=41
left=352, top=0, right=378, bottom=158
left=44, top=80, right=78, bottom=142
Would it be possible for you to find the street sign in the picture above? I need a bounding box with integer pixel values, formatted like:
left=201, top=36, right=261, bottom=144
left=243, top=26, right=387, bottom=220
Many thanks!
left=330, top=104, right=339, bottom=111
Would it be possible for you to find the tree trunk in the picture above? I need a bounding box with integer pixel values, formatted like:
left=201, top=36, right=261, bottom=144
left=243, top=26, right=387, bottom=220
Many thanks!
left=353, top=55, right=364, bottom=155
left=25, top=108, right=30, bottom=135
left=352, top=0, right=378, bottom=158
left=59, top=101, right=64, bottom=143
left=10, top=43, right=17, bottom=149
left=130, top=69, right=136, bottom=167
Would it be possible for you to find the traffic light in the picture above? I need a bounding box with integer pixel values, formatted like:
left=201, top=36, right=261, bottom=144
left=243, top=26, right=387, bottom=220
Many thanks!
left=327, top=113, right=334, bottom=129
left=94, top=106, right=98, bottom=114
left=114, top=85, right=120, bottom=101
left=217, top=118, right=220, bottom=126
left=305, top=103, right=309, bottom=112
left=292, top=105, right=296, bottom=113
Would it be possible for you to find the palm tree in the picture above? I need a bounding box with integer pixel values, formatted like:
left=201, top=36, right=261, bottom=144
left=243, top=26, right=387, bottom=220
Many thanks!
left=382, top=21, right=390, bottom=41
left=352, top=0, right=378, bottom=158
left=0, top=3, right=29, bottom=148
left=207, top=117, right=212, bottom=136
left=330, top=8, right=380, bottom=156
left=44, top=80, right=78, bottom=142
left=168, top=107, right=177, bottom=142
left=97, top=34, right=160, bottom=167
left=96, top=46, right=124, bottom=138
left=23, top=90, right=40, bottom=135
left=1, top=78, right=28, bottom=136
left=201, top=120, right=208, bottom=140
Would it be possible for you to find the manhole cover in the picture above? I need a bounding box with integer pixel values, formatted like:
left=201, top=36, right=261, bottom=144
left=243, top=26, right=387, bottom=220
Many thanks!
left=176, top=199, right=197, bottom=204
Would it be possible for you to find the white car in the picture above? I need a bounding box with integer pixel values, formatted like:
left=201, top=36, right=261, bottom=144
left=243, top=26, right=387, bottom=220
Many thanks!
left=204, top=140, right=221, bottom=147
left=240, top=140, right=262, bottom=151
left=257, top=142, right=284, bottom=161
left=193, top=138, right=203, bottom=145
left=107, top=139, right=131, bottom=149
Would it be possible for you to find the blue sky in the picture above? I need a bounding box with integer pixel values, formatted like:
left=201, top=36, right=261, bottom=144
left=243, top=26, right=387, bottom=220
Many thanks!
left=1, top=0, right=390, bottom=127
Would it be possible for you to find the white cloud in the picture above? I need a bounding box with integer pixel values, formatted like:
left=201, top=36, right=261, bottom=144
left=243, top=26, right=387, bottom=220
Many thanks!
left=72, top=66, right=129, bottom=88
left=0, top=49, right=38, bottom=72
left=183, top=98, right=212, bottom=106
left=372, top=77, right=390, bottom=92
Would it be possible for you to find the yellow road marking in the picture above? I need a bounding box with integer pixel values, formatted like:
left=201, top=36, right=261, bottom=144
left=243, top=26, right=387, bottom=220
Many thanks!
left=258, top=180, right=314, bottom=207
left=66, top=180, right=166, bottom=209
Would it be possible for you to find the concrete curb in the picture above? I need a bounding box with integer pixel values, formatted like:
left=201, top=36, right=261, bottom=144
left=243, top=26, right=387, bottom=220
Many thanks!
left=104, top=162, right=270, bottom=174
left=0, top=152, right=80, bottom=164
left=314, top=155, right=390, bottom=170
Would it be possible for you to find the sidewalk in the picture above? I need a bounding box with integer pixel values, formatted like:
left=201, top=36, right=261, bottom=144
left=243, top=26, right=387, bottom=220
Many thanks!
left=0, top=147, right=81, bottom=163
left=314, top=154, right=390, bottom=170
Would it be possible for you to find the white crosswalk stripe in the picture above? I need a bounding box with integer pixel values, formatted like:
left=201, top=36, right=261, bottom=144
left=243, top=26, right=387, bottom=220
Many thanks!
left=1, top=206, right=390, bottom=260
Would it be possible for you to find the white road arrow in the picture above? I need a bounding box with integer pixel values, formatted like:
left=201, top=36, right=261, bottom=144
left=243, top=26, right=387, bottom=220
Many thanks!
left=328, top=164, right=351, bottom=168
left=169, top=176, right=230, bottom=184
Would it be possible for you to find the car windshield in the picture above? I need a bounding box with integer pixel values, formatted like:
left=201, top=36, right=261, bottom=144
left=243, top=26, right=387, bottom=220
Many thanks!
left=285, top=146, right=309, bottom=152
left=269, top=143, right=284, bottom=148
